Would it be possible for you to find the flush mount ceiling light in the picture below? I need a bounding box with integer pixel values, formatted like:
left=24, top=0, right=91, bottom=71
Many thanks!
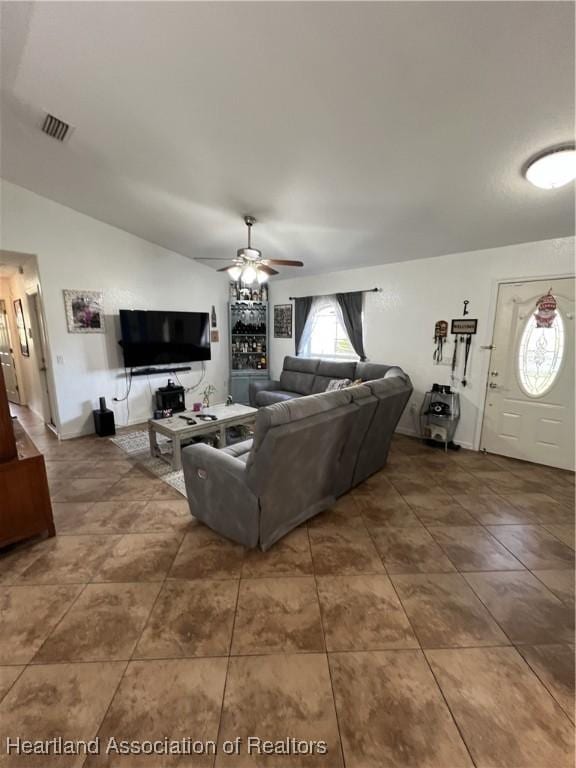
left=524, top=145, right=576, bottom=189
left=199, top=215, right=304, bottom=281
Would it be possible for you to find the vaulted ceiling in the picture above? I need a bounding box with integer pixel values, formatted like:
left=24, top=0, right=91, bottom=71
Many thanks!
left=1, top=1, right=574, bottom=276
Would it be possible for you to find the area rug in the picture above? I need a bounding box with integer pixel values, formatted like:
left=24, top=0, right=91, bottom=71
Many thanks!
left=110, top=430, right=187, bottom=497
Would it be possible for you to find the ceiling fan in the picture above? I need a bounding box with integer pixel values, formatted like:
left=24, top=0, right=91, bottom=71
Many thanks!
left=200, top=215, right=303, bottom=283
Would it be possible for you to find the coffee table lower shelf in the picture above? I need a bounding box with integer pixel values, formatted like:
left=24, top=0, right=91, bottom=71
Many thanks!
left=147, top=403, right=257, bottom=471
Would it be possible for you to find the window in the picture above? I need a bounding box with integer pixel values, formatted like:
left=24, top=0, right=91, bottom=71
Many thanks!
left=517, top=311, right=565, bottom=397
left=301, top=298, right=356, bottom=359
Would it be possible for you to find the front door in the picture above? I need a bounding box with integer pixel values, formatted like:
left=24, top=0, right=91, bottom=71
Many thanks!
left=481, top=278, right=574, bottom=470
left=0, top=299, right=20, bottom=404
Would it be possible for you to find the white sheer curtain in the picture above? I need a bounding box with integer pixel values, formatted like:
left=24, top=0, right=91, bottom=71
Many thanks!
left=298, top=294, right=347, bottom=357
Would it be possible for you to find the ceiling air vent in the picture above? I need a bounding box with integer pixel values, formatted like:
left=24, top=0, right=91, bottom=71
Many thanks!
left=41, top=113, right=71, bottom=142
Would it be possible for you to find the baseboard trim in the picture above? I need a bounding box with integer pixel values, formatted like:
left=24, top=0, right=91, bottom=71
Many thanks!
left=59, top=416, right=146, bottom=441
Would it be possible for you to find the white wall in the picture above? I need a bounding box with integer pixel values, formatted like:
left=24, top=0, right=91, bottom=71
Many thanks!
left=269, top=237, right=575, bottom=450
left=1, top=181, right=230, bottom=438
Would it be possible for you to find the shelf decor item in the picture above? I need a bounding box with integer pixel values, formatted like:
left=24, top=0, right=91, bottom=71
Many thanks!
left=63, top=289, right=105, bottom=333
left=13, top=298, right=30, bottom=356
left=274, top=304, right=293, bottom=338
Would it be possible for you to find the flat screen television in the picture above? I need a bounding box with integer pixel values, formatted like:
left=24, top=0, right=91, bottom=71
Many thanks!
left=119, top=309, right=211, bottom=367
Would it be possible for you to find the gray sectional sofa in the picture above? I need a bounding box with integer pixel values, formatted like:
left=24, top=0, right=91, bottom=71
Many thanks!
left=249, top=355, right=405, bottom=407
left=181, top=356, right=412, bottom=551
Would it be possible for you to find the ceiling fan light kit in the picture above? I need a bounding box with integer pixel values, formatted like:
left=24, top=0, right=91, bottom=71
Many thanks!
left=210, top=215, right=304, bottom=282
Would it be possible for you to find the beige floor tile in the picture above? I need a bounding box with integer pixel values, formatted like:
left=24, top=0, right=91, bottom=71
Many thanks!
left=391, top=573, right=509, bottom=648
left=517, top=644, right=575, bottom=721
left=329, top=650, right=473, bottom=768
left=135, top=579, right=238, bottom=659
left=532, top=569, right=575, bottom=605
left=309, top=528, right=385, bottom=575
left=464, top=571, right=574, bottom=644
left=33, top=582, right=160, bottom=662
left=0, top=666, right=24, bottom=702
left=357, top=490, right=423, bottom=528
left=52, top=477, right=118, bottom=503
left=93, top=533, right=183, bottom=582
left=543, top=525, right=576, bottom=551
left=371, top=527, right=455, bottom=574
left=453, top=492, right=538, bottom=525
left=317, top=575, right=418, bottom=651
left=403, top=492, right=477, bottom=526
left=0, top=540, right=48, bottom=584
left=242, top=528, right=313, bottom=577
left=216, top=654, right=342, bottom=767
left=129, top=499, right=194, bottom=533
left=469, top=471, right=544, bottom=495
left=15, top=535, right=120, bottom=584
left=504, top=493, right=574, bottom=526
left=53, top=501, right=148, bottom=535
left=232, top=577, right=324, bottom=655
left=0, top=585, right=81, bottom=664
left=429, top=526, right=523, bottom=571
left=103, top=470, right=165, bottom=501
left=169, top=530, right=244, bottom=580
left=487, top=525, right=575, bottom=570
left=427, top=647, right=574, bottom=768
left=307, top=500, right=368, bottom=533
left=0, top=662, right=126, bottom=768
left=86, top=658, right=227, bottom=767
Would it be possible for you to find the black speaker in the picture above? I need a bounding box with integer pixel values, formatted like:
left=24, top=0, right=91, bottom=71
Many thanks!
left=93, top=399, right=116, bottom=436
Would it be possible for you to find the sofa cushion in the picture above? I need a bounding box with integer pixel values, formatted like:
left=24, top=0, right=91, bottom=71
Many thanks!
left=279, top=356, right=320, bottom=395
left=221, top=439, right=253, bottom=460
left=255, top=390, right=301, bottom=407
left=355, top=362, right=392, bottom=382
left=250, top=388, right=353, bottom=456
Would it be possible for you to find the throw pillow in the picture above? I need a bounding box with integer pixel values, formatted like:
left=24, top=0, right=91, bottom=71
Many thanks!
left=325, top=378, right=351, bottom=391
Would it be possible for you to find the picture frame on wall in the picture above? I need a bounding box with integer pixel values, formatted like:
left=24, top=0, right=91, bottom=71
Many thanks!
left=274, top=304, right=293, bottom=339
left=63, top=289, right=105, bottom=333
left=13, top=299, right=30, bottom=357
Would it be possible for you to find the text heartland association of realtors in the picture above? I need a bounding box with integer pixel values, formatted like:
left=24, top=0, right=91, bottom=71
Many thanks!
left=5, top=737, right=328, bottom=756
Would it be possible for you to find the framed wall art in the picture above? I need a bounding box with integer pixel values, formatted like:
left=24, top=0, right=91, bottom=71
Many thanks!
left=13, top=299, right=30, bottom=356
left=63, top=289, right=105, bottom=333
left=274, top=304, right=293, bottom=339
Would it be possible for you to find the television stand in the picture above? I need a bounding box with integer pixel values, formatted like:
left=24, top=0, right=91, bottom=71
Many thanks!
left=130, top=366, right=192, bottom=377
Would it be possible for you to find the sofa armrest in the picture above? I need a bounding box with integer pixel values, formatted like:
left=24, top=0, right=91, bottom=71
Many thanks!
left=249, top=379, right=282, bottom=407
left=182, top=443, right=260, bottom=548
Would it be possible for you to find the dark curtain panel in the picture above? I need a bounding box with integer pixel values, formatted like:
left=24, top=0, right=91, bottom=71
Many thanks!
left=294, top=296, right=313, bottom=355
left=337, top=291, right=366, bottom=361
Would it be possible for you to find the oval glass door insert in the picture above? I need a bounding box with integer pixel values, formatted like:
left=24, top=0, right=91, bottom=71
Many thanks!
left=518, top=310, right=565, bottom=396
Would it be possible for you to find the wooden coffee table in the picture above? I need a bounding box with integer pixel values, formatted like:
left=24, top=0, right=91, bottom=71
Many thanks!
left=148, top=402, right=257, bottom=471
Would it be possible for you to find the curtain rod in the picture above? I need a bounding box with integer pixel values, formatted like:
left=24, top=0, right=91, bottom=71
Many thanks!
left=288, top=287, right=381, bottom=301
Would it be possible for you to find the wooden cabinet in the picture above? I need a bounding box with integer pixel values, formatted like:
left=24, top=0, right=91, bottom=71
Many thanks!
left=0, top=365, right=55, bottom=548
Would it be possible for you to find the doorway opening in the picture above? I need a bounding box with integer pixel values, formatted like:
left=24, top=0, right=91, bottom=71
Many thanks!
left=480, top=276, right=575, bottom=471
left=0, top=250, right=57, bottom=433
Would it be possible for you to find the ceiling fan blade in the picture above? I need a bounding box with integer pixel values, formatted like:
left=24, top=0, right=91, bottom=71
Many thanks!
left=262, top=259, right=304, bottom=267
left=216, top=265, right=239, bottom=272
left=258, top=265, right=279, bottom=276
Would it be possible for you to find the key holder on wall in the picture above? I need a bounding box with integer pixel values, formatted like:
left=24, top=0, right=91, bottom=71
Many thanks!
left=450, top=318, right=478, bottom=387
left=433, top=320, right=448, bottom=363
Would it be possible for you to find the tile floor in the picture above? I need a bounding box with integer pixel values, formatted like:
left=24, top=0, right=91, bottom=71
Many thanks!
left=0, top=405, right=574, bottom=767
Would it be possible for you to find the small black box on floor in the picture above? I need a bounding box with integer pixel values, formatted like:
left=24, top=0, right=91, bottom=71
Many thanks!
left=93, top=399, right=116, bottom=437
left=156, top=381, right=185, bottom=413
